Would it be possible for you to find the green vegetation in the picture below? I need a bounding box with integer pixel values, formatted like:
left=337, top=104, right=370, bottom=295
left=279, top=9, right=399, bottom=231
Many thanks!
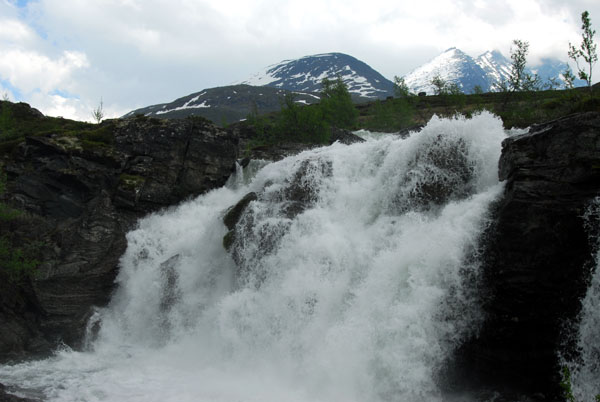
left=393, top=76, right=412, bottom=98
left=0, top=170, right=41, bottom=282
left=560, top=366, right=600, bottom=402
left=320, top=77, right=359, bottom=129
left=0, top=100, right=120, bottom=158
left=0, top=101, right=15, bottom=141
left=91, top=98, right=105, bottom=124
left=118, top=173, right=146, bottom=190
left=362, top=97, right=416, bottom=131
left=245, top=77, right=358, bottom=148
left=569, top=11, right=597, bottom=95
left=508, top=39, right=534, bottom=92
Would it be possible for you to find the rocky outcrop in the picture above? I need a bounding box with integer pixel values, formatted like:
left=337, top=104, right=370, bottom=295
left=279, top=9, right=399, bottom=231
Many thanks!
left=0, top=115, right=238, bottom=359
left=451, top=112, right=600, bottom=400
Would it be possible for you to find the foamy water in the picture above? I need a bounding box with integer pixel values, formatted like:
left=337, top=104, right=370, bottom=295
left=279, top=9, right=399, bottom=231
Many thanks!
left=1, top=113, right=511, bottom=402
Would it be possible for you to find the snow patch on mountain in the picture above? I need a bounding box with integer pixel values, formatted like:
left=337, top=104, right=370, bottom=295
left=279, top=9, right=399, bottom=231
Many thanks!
left=475, top=50, right=512, bottom=88
left=404, top=47, right=584, bottom=94
left=403, top=48, right=489, bottom=95
left=239, top=53, right=394, bottom=99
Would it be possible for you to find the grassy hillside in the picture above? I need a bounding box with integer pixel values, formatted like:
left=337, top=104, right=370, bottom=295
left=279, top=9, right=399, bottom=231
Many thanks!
left=356, top=85, right=600, bottom=132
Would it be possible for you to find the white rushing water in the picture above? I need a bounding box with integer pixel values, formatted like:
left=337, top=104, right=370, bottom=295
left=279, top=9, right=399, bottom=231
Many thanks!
left=1, top=113, right=508, bottom=402
left=564, top=197, right=600, bottom=401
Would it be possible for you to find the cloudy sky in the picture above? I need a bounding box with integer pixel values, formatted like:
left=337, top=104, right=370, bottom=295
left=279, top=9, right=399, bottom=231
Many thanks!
left=1, top=0, right=599, bottom=121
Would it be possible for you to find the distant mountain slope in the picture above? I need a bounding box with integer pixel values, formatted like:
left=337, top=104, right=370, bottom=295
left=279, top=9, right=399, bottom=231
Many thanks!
left=403, top=48, right=489, bottom=95
left=240, top=52, right=394, bottom=99
left=404, top=48, right=584, bottom=94
left=475, top=50, right=512, bottom=88
left=123, top=84, right=321, bottom=124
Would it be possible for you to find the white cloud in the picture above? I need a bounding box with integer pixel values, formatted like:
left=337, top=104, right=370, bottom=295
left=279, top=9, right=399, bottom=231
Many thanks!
left=0, top=18, right=35, bottom=42
left=0, top=48, right=89, bottom=93
left=0, top=0, right=598, bottom=121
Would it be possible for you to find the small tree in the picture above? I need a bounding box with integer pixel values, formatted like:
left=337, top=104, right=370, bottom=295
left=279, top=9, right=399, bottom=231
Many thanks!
left=568, top=10, right=597, bottom=95
left=562, top=68, right=576, bottom=89
left=431, top=74, right=447, bottom=95
left=509, top=39, right=530, bottom=92
left=393, top=76, right=412, bottom=98
left=320, top=77, right=358, bottom=129
left=92, top=98, right=104, bottom=124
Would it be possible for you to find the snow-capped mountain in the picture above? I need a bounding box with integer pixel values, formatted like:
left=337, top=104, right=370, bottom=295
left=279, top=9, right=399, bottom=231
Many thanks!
left=124, top=53, right=395, bottom=124
left=240, top=53, right=394, bottom=99
left=475, top=50, right=512, bottom=88
left=404, top=48, right=583, bottom=94
left=403, top=48, right=489, bottom=95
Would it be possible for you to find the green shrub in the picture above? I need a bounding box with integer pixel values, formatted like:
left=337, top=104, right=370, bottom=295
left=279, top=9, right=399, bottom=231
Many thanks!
left=320, top=77, right=359, bottom=129
left=0, top=170, right=41, bottom=280
left=0, top=236, right=40, bottom=280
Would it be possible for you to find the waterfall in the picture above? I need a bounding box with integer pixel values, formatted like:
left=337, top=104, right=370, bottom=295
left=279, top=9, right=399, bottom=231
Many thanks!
left=563, top=197, right=600, bottom=401
left=0, top=113, right=507, bottom=402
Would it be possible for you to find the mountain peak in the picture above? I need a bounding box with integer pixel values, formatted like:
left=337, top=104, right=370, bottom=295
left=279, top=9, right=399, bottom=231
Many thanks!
left=405, top=48, right=582, bottom=94
left=239, top=52, right=394, bottom=99
left=403, top=47, right=488, bottom=94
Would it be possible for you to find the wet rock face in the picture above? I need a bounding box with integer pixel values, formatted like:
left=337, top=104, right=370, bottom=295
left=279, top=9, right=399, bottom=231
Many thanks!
left=454, top=112, right=600, bottom=400
left=223, top=157, right=333, bottom=285
left=393, top=135, right=474, bottom=213
left=0, top=116, right=238, bottom=359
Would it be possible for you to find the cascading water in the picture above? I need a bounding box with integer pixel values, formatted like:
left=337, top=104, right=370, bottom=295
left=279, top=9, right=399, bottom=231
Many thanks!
left=562, top=197, right=600, bottom=401
left=1, top=113, right=507, bottom=402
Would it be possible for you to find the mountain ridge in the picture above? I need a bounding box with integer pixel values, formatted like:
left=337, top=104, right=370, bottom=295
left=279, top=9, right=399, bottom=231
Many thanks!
left=238, top=52, right=395, bottom=99
left=403, top=47, right=585, bottom=94
left=125, top=50, right=585, bottom=123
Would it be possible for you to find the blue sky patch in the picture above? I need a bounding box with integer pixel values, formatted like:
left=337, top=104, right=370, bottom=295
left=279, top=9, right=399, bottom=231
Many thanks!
left=10, top=0, right=35, bottom=8
left=51, top=89, right=79, bottom=100
left=0, top=79, right=23, bottom=101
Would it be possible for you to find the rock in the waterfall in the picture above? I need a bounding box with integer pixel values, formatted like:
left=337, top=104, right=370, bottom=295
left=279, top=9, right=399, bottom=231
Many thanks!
left=222, top=192, right=258, bottom=250
left=224, top=157, right=333, bottom=272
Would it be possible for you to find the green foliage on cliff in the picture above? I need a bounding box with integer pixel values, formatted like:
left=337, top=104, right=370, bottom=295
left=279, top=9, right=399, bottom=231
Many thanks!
left=0, top=170, right=41, bottom=281
left=0, top=236, right=40, bottom=280
left=0, top=100, right=118, bottom=156
left=560, top=366, right=600, bottom=402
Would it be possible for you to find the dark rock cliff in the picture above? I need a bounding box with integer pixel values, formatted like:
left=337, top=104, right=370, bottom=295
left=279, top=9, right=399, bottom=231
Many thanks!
left=0, top=115, right=238, bottom=360
left=451, top=112, right=600, bottom=400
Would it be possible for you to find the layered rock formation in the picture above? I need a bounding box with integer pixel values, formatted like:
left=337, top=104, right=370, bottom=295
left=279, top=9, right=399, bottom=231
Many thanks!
left=0, top=115, right=238, bottom=359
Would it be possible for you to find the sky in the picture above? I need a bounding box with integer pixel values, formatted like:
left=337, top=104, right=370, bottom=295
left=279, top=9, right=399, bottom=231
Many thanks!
left=1, top=0, right=599, bottom=122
